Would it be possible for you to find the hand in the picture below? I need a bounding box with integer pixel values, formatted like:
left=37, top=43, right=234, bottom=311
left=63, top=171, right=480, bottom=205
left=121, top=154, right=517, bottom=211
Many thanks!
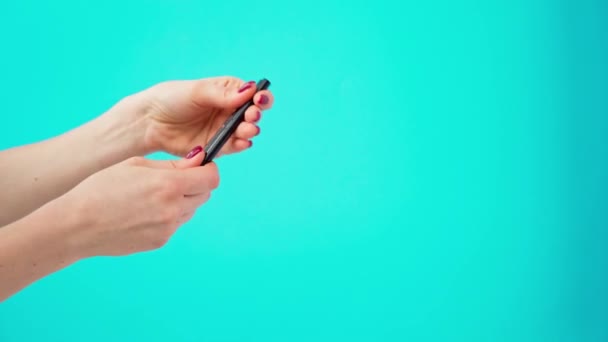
left=59, top=146, right=217, bottom=257
left=124, top=76, right=275, bottom=157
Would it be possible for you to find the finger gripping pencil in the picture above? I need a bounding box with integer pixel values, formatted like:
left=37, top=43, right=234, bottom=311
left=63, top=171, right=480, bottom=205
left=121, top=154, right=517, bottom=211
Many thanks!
left=201, top=78, right=271, bottom=165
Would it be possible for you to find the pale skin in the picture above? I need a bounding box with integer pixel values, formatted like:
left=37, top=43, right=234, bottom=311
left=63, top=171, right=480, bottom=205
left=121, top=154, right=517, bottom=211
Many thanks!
left=0, top=76, right=275, bottom=301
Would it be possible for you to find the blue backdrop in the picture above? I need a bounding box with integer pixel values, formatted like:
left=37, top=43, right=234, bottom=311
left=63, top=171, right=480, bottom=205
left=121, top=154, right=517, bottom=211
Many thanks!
left=1, top=1, right=607, bottom=341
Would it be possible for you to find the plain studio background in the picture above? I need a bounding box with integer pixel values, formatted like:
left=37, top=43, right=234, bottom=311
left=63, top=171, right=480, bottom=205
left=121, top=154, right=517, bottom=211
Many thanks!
left=0, top=1, right=607, bottom=341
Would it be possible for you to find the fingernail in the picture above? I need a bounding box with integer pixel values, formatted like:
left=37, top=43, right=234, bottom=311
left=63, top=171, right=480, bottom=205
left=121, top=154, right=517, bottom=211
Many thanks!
left=186, top=146, right=203, bottom=159
left=258, top=94, right=269, bottom=105
left=255, top=126, right=261, bottom=136
left=248, top=140, right=253, bottom=148
left=238, top=81, right=255, bottom=93
left=254, top=110, right=261, bottom=122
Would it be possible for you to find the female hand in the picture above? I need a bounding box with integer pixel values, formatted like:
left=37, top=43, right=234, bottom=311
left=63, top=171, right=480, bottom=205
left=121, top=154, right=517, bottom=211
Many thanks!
left=121, top=76, right=275, bottom=158
left=58, top=146, right=216, bottom=257
left=0, top=75, right=271, bottom=227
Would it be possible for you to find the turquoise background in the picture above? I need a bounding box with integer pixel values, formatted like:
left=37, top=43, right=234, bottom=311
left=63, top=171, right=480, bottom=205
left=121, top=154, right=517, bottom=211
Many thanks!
left=1, top=1, right=607, bottom=341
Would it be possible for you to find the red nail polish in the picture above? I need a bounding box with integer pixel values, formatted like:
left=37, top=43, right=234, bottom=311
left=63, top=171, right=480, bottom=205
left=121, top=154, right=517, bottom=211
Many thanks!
left=238, top=81, right=255, bottom=93
left=258, top=94, right=269, bottom=104
left=254, top=110, right=261, bottom=122
left=186, top=146, right=202, bottom=159
left=255, top=126, right=261, bottom=136
left=248, top=140, right=253, bottom=148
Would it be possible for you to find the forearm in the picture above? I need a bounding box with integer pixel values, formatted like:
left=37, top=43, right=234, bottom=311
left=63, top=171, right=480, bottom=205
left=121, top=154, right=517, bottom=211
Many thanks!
left=0, top=198, right=82, bottom=302
left=0, top=98, right=150, bottom=225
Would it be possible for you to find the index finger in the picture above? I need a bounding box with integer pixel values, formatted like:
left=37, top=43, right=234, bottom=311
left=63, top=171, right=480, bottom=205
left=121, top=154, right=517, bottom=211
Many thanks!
left=171, top=162, right=220, bottom=196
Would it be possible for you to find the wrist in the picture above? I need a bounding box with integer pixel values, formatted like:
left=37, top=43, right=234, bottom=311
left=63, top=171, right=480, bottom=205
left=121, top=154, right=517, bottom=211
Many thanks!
left=31, top=195, right=94, bottom=262
left=82, top=97, right=155, bottom=169
left=0, top=197, right=88, bottom=300
left=0, top=199, right=84, bottom=282
left=39, top=198, right=85, bottom=263
left=105, top=93, right=164, bottom=155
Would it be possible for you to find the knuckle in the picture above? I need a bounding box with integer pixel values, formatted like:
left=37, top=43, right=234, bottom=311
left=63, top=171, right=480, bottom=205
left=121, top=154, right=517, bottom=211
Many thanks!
left=150, top=234, right=169, bottom=249
left=143, top=228, right=171, bottom=250
left=191, top=80, right=210, bottom=108
left=192, top=193, right=211, bottom=208
left=209, top=172, right=220, bottom=190
left=159, top=206, right=180, bottom=225
left=206, top=164, right=220, bottom=189
left=217, top=76, right=239, bottom=88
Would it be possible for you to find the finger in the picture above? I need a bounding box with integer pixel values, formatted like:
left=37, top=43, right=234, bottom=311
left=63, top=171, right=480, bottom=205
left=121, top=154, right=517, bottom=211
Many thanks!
left=191, top=76, right=257, bottom=110
left=135, top=146, right=206, bottom=170
left=217, top=138, right=251, bottom=157
left=253, top=90, right=274, bottom=110
left=173, top=162, right=220, bottom=195
left=182, top=192, right=211, bottom=212
left=234, top=122, right=260, bottom=140
left=180, top=211, right=195, bottom=225
left=180, top=146, right=206, bottom=166
left=244, top=105, right=262, bottom=123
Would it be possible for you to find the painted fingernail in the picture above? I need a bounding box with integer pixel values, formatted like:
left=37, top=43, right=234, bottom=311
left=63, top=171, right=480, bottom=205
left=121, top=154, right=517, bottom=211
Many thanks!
left=248, top=140, right=253, bottom=148
left=258, top=94, right=269, bottom=105
left=238, top=81, right=255, bottom=93
left=254, top=110, right=261, bottom=122
left=186, top=146, right=203, bottom=159
left=255, top=126, right=261, bottom=136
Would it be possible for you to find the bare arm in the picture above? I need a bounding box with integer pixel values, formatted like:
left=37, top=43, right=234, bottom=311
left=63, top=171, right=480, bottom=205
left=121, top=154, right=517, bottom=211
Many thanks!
left=0, top=98, right=149, bottom=226
left=0, top=76, right=275, bottom=227
left=0, top=75, right=274, bottom=301
left=0, top=198, right=80, bottom=301
left=0, top=150, right=217, bottom=302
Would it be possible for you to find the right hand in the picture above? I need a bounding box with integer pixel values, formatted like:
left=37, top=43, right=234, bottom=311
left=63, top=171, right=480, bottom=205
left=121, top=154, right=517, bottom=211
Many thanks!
left=127, top=76, right=274, bottom=157
left=59, top=145, right=218, bottom=258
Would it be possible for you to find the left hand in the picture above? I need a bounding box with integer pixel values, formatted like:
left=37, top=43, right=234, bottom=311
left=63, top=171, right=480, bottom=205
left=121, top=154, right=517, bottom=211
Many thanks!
left=125, top=76, right=275, bottom=157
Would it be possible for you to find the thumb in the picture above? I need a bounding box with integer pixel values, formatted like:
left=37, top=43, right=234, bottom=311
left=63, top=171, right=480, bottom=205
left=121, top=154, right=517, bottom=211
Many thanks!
left=173, top=145, right=206, bottom=169
left=137, top=145, right=206, bottom=170
left=190, top=76, right=254, bottom=109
